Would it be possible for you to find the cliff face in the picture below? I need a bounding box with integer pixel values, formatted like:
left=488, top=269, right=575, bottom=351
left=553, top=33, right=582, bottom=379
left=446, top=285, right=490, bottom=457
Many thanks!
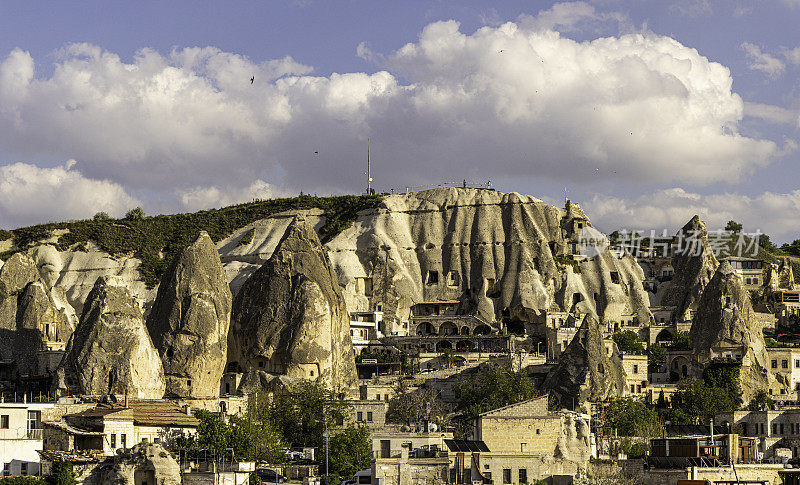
left=227, top=217, right=358, bottom=394
left=55, top=276, right=165, bottom=398
left=222, top=188, right=652, bottom=332
left=661, top=216, right=719, bottom=321
left=690, top=261, right=772, bottom=400
left=0, top=253, right=74, bottom=376
left=146, top=232, right=232, bottom=399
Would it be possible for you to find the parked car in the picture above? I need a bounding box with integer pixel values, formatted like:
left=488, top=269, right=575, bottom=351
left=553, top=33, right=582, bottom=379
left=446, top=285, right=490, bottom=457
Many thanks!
left=256, top=468, right=286, bottom=484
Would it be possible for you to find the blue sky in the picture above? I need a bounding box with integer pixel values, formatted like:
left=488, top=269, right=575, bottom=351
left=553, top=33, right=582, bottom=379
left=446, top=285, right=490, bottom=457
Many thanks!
left=0, top=0, right=798, bottom=241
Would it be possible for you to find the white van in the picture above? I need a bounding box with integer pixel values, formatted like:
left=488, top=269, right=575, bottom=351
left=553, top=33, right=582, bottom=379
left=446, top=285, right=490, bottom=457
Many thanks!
left=354, top=469, right=371, bottom=485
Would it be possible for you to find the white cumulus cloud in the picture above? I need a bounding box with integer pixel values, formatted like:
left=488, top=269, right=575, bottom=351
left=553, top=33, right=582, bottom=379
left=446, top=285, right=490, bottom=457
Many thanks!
left=0, top=19, right=786, bottom=227
left=588, top=188, right=800, bottom=242
left=0, top=161, right=139, bottom=229
left=741, top=42, right=786, bottom=79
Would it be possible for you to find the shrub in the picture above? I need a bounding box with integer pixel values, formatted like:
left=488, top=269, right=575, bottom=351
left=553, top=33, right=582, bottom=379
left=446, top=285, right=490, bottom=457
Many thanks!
left=92, top=212, right=112, bottom=222
left=125, top=207, right=146, bottom=220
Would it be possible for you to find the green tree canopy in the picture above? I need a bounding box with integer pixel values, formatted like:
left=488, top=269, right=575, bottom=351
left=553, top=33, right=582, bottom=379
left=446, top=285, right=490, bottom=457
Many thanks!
left=746, top=389, right=776, bottom=411
left=669, top=331, right=691, bottom=351
left=328, top=426, right=372, bottom=482
left=725, top=220, right=743, bottom=234
left=125, top=206, right=145, bottom=220
left=603, top=398, right=660, bottom=437
left=267, top=381, right=349, bottom=449
left=613, top=331, right=645, bottom=353
left=386, top=381, right=447, bottom=426
left=647, top=343, right=666, bottom=372
left=671, top=365, right=743, bottom=423
left=453, top=364, right=539, bottom=419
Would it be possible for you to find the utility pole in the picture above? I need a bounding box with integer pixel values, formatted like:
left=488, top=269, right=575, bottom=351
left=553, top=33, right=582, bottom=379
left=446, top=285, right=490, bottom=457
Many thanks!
left=366, top=138, right=372, bottom=195
left=325, top=405, right=329, bottom=485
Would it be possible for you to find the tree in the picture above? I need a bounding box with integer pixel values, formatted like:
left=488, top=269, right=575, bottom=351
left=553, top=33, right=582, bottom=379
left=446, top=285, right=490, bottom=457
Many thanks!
left=759, top=234, right=777, bottom=252
left=746, top=389, right=776, bottom=411
left=725, top=220, right=743, bottom=234
left=328, top=425, right=372, bottom=482
left=386, top=381, right=447, bottom=426
left=125, top=207, right=145, bottom=220
left=671, top=365, right=743, bottom=423
left=453, top=364, right=539, bottom=419
left=603, top=398, right=660, bottom=437
left=669, top=331, right=691, bottom=351
left=267, top=380, right=349, bottom=449
left=193, top=409, right=230, bottom=452
left=647, top=343, right=666, bottom=373
left=612, top=331, right=644, bottom=353
left=230, top=392, right=285, bottom=463
left=1, top=478, right=45, bottom=485
left=47, top=462, right=77, bottom=485
left=92, top=212, right=112, bottom=222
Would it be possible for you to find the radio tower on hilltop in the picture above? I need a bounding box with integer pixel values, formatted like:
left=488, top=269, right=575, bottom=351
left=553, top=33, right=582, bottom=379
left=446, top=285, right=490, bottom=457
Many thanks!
left=366, top=138, right=373, bottom=195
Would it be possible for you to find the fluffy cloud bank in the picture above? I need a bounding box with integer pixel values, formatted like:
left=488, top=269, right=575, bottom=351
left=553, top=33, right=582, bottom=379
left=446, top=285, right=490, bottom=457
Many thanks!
left=0, top=161, right=139, bottom=229
left=0, top=17, right=786, bottom=227
left=589, top=188, right=800, bottom=242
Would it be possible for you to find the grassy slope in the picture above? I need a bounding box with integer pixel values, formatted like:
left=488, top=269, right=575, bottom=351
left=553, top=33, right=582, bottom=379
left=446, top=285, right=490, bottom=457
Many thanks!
left=0, top=194, right=383, bottom=287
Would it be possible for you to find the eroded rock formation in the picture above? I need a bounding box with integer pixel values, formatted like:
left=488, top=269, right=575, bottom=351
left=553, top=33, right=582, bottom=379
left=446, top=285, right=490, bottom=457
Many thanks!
left=88, top=443, right=180, bottom=485
left=147, top=232, right=232, bottom=399
left=0, top=253, right=74, bottom=377
left=55, top=275, right=165, bottom=398
left=690, top=261, right=772, bottom=400
left=661, top=216, right=719, bottom=321
left=228, top=217, right=357, bottom=394
left=541, top=316, right=626, bottom=410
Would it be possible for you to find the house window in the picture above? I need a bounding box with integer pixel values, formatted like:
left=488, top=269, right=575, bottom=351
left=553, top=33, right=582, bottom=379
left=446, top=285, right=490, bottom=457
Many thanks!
left=367, top=412, right=373, bottom=422
left=427, top=271, right=439, bottom=285
left=610, top=272, right=620, bottom=284
left=310, top=370, right=314, bottom=377
left=142, top=438, right=148, bottom=443
left=746, top=278, right=751, bottom=284
left=783, top=360, right=789, bottom=369
left=773, top=360, right=778, bottom=369
left=795, top=360, right=799, bottom=368
left=357, top=412, right=363, bottom=422
left=773, top=424, right=778, bottom=434
left=630, top=384, right=635, bottom=393
left=0, top=416, right=8, bottom=429
left=154, top=438, right=160, bottom=444
left=781, top=424, right=785, bottom=434
left=447, top=271, right=460, bottom=287
left=536, top=429, right=541, bottom=435
left=753, top=277, right=759, bottom=284
left=111, top=434, right=116, bottom=448
left=633, top=365, right=638, bottom=374
left=3, top=463, right=9, bottom=476
left=503, top=469, right=511, bottom=484
left=519, top=469, right=527, bottom=483
left=520, top=443, right=528, bottom=453
left=121, top=434, right=127, bottom=448
left=20, top=463, right=27, bottom=476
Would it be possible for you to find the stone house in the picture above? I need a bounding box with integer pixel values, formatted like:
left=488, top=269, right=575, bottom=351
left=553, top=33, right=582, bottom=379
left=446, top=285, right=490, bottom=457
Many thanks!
left=43, top=400, right=198, bottom=456
left=621, top=354, right=648, bottom=397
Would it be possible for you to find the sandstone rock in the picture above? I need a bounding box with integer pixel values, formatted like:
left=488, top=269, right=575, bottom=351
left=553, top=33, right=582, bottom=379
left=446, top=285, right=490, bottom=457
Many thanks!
left=661, top=216, right=719, bottom=321
left=228, top=217, right=357, bottom=394
left=13, top=281, right=73, bottom=376
left=89, top=443, right=180, bottom=485
left=55, top=275, right=165, bottom=398
left=0, top=253, right=44, bottom=358
left=555, top=412, right=591, bottom=463
left=690, top=261, right=772, bottom=400
left=541, top=316, right=626, bottom=410
left=147, top=232, right=232, bottom=399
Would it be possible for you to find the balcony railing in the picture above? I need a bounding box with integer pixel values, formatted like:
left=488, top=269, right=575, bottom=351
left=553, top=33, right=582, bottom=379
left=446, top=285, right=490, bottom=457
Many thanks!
left=27, top=428, right=43, bottom=440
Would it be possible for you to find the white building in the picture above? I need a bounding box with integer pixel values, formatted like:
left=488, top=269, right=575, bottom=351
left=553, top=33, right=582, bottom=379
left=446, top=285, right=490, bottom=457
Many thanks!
left=0, top=401, right=54, bottom=477
left=349, top=311, right=385, bottom=354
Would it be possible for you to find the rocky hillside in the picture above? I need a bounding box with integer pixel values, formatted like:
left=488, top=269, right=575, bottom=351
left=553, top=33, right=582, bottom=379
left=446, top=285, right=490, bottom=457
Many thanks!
left=1, top=188, right=653, bottom=336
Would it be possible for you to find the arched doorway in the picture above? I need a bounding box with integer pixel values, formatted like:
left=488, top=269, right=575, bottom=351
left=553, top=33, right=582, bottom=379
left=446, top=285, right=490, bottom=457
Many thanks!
left=436, top=340, right=453, bottom=351
left=474, top=325, right=492, bottom=335
left=439, top=322, right=458, bottom=336
left=456, top=340, right=474, bottom=352
left=416, top=322, right=434, bottom=335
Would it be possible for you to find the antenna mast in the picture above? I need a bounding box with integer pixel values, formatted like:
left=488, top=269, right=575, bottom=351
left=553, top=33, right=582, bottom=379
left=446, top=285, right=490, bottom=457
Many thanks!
left=367, top=138, right=372, bottom=195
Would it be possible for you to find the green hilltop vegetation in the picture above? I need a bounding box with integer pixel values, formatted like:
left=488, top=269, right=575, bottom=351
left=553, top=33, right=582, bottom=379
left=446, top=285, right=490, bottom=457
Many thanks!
left=0, top=193, right=383, bottom=287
